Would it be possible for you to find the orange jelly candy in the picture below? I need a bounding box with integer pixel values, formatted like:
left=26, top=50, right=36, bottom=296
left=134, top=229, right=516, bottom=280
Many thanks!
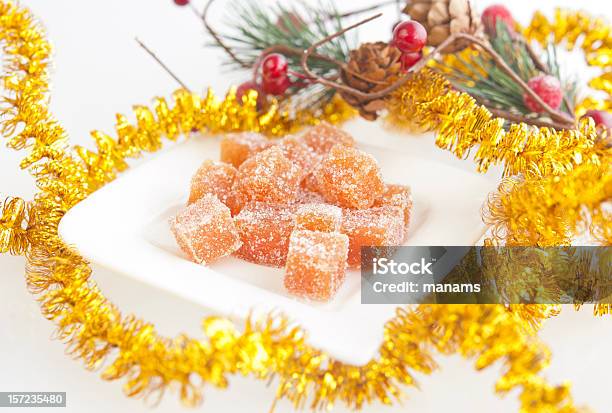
left=373, top=184, right=413, bottom=227
left=170, top=194, right=242, bottom=265
left=225, top=190, right=247, bottom=216
left=300, top=171, right=321, bottom=193
left=234, top=202, right=297, bottom=267
left=234, top=146, right=302, bottom=203
left=278, top=135, right=320, bottom=174
left=188, top=160, right=237, bottom=205
left=220, top=132, right=272, bottom=167
left=284, top=230, right=349, bottom=301
left=294, top=188, right=325, bottom=204
left=296, top=203, right=342, bottom=232
left=302, top=122, right=355, bottom=155
left=315, top=144, right=384, bottom=209
left=342, top=205, right=405, bottom=267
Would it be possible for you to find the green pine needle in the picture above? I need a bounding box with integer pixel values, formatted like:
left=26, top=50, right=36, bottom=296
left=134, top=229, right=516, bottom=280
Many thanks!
left=208, top=1, right=356, bottom=113
left=438, top=22, right=579, bottom=125
left=216, top=1, right=353, bottom=74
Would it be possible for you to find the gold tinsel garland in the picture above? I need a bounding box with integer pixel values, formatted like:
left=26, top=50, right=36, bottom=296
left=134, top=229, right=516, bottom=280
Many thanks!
left=0, top=1, right=608, bottom=411
left=386, top=70, right=611, bottom=246
left=0, top=197, right=28, bottom=255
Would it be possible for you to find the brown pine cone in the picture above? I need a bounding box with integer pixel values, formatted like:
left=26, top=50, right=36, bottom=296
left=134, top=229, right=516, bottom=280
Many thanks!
left=340, top=42, right=403, bottom=121
left=403, top=0, right=482, bottom=52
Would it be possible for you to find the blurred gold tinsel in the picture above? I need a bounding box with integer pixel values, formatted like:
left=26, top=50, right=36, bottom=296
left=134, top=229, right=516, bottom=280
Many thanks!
left=0, top=0, right=609, bottom=411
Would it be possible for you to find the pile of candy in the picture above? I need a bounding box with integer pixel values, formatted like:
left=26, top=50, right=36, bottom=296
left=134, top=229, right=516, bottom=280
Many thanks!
left=170, top=123, right=413, bottom=301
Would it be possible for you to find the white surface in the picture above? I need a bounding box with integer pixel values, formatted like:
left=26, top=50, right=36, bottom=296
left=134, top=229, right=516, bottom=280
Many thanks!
left=58, top=128, right=490, bottom=365
left=1, top=0, right=611, bottom=412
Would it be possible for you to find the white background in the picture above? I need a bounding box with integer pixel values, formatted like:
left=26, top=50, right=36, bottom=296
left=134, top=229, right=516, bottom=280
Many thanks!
left=1, top=0, right=611, bottom=412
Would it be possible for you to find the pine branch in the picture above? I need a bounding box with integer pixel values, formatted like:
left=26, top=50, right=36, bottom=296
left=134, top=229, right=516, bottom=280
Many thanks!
left=216, top=1, right=354, bottom=74
left=203, top=0, right=358, bottom=113
left=437, top=23, right=579, bottom=129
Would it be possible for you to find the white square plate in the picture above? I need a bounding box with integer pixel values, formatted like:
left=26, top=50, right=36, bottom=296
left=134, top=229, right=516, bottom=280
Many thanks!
left=59, top=120, right=492, bottom=365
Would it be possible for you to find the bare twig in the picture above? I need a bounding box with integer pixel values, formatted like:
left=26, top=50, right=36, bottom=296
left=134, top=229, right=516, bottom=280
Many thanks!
left=301, top=14, right=385, bottom=98
left=135, top=38, right=191, bottom=91
left=522, top=40, right=547, bottom=72
left=201, top=0, right=250, bottom=68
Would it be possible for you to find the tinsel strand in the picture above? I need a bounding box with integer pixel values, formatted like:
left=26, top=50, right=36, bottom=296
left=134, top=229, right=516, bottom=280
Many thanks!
left=484, top=163, right=611, bottom=246
left=387, top=69, right=608, bottom=178
left=0, top=197, right=28, bottom=255
left=386, top=69, right=610, bottom=246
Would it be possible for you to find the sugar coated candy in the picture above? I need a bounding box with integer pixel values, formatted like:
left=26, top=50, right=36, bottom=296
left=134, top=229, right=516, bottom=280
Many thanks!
left=342, top=205, right=405, bottom=267
left=225, top=190, right=247, bottom=216
left=296, top=203, right=342, bottom=232
left=284, top=230, right=349, bottom=301
left=220, top=132, right=272, bottom=167
left=373, top=184, right=413, bottom=227
left=315, top=144, right=384, bottom=209
left=188, top=160, right=237, bottom=205
left=170, top=194, right=242, bottom=265
left=234, top=146, right=302, bottom=203
left=234, top=202, right=297, bottom=267
left=295, top=188, right=325, bottom=204
left=278, top=135, right=320, bottom=174
left=302, top=122, right=356, bottom=155
left=300, top=171, right=321, bottom=193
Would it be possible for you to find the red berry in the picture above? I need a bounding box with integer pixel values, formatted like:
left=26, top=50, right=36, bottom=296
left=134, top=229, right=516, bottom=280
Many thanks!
left=393, top=21, right=427, bottom=53
left=261, top=53, right=288, bottom=81
left=582, top=110, right=612, bottom=129
left=262, top=75, right=291, bottom=96
left=173, top=0, right=190, bottom=6
left=400, top=51, right=422, bottom=71
left=236, top=80, right=266, bottom=109
left=482, top=5, right=515, bottom=34
left=523, top=75, right=563, bottom=113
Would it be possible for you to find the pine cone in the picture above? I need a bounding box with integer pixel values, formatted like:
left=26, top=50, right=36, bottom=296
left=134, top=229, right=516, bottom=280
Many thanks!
left=340, top=42, right=403, bottom=121
left=403, top=0, right=482, bottom=52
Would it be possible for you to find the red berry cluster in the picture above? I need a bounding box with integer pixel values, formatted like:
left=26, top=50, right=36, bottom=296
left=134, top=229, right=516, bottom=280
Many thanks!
left=261, top=53, right=291, bottom=95
left=236, top=53, right=294, bottom=107
left=392, top=20, right=427, bottom=72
